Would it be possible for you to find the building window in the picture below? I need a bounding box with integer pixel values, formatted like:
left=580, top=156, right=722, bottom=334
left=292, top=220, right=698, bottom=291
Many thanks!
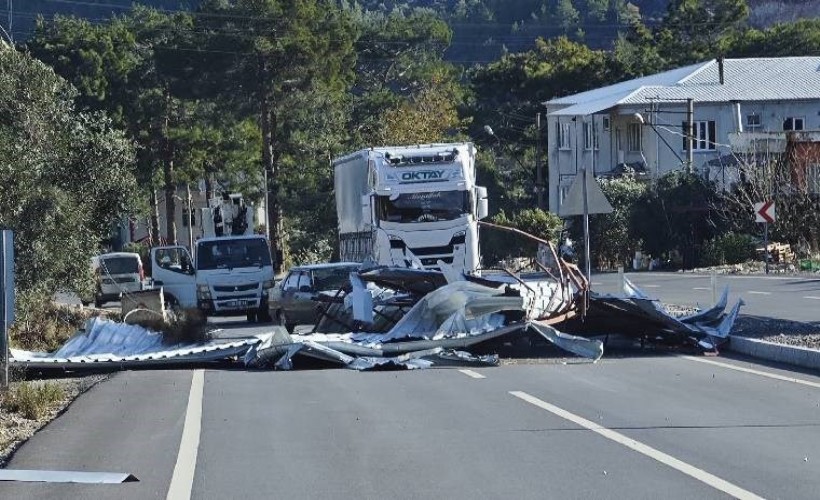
left=783, top=117, right=805, bottom=131
left=557, top=122, right=571, bottom=150
left=627, top=123, right=642, bottom=152
left=808, top=164, right=820, bottom=194
left=602, top=117, right=610, bottom=131
left=583, top=122, right=598, bottom=150
left=746, top=114, right=761, bottom=129
left=682, top=121, right=716, bottom=151
left=182, top=207, right=196, bottom=227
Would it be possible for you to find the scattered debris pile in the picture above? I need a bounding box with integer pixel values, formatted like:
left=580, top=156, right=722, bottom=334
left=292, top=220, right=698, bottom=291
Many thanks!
left=567, top=279, right=744, bottom=351
left=10, top=226, right=744, bottom=372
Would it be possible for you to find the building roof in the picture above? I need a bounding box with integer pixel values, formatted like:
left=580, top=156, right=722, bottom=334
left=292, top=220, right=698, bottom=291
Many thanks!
left=546, top=57, right=820, bottom=116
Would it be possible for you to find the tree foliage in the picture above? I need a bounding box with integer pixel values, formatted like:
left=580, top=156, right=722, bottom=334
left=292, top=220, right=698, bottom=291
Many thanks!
left=0, top=48, right=136, bottom=295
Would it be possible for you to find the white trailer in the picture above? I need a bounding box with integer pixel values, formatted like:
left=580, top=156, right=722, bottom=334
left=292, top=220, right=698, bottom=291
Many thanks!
left=151, top=194, right=274, bottom=322
left=333, top=143, right=488, bottom=273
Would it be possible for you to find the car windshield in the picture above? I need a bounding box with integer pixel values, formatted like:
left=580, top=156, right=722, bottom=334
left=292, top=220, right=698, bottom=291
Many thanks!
left=100, top=256, right=139, bottom=275
left=377, top=190, right=469, bottom=223
left=197, top=238, right=272, bottom=270
left=312, top=266, right=358, bottom=291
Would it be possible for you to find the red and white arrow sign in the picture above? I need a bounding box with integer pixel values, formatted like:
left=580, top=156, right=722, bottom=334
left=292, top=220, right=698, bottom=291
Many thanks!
left=754, top=201, right=776, bottom=223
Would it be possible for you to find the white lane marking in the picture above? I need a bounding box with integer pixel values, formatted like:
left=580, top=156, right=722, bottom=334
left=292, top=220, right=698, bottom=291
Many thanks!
left=747, top=291, right=770, bottom=295
left=167, top=370, right=205, bottom=500
left=693, top=287, right=711, bottom=291
left=641, top=284, right=660, bottom=288
left=510, top=391, right=764, bottom=500
left=458, top=369, right=485, bottom=379
left=682, top=356, right=820, bottom=390
left=804, top=296, right=820, bottom=300
left=590, top=282, right=602, bottom=286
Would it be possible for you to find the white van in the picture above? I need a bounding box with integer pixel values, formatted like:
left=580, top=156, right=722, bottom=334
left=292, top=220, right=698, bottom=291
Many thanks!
left=91, top=252, right=145, bottom=307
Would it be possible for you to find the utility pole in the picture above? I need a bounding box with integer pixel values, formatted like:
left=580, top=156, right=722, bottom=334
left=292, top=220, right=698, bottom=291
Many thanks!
left=186, top=184, right=194, bottom=253
left=687, top=98, right=695, bottom=173
left=535, top=112, right=545, bottom=210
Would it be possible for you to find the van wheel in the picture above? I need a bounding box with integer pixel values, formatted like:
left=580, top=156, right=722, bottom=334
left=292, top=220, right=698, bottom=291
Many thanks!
left=94, top=298, right=104, bottom=309
left=246, top=311, right=257, bottom=323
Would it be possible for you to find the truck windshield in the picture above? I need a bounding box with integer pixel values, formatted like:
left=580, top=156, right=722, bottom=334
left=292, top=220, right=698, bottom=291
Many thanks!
left=197, top=238, right=272, bottom=270
left=377, top=191, right=469, bottom=223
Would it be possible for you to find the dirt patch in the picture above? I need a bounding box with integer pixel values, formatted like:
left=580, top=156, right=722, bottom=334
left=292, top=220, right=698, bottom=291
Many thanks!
left=0, top=375, right=106, bottom=467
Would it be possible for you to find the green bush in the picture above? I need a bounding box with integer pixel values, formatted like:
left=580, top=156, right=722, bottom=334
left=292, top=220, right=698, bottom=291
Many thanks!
left=2, top=381, right=65, bottom=420
left=700, top=233, right=756, bottom=266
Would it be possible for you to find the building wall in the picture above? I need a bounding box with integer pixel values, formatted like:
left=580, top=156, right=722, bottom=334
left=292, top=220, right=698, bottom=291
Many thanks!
left=548, top=99, right=820, bottom=213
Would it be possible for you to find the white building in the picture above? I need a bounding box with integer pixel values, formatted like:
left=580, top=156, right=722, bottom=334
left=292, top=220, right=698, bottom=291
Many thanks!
left=545, top=57, right=820, bottom=213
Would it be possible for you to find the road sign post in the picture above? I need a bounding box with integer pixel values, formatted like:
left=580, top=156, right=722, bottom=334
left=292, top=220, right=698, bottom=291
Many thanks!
left=0, top=230, right=13, bottom=389
left=559, top=168, right=613, bottom=284
left=754, top=201, right=776, bottom=275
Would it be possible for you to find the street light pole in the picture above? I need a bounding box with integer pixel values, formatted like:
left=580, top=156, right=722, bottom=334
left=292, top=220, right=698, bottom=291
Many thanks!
left=535, top=113, right=545, bottom=210
left=687, top=98, right=695, bottom=173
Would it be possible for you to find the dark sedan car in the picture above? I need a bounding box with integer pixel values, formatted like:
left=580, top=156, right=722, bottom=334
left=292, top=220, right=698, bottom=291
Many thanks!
left=269, top=262, right=360, bottom=332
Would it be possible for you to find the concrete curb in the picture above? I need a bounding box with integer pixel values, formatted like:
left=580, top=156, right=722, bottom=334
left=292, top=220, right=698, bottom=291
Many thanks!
left=727, top=335, right=820, bottom=371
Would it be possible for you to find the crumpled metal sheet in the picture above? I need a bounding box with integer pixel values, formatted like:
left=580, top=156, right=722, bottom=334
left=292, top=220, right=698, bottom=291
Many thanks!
left=0, top=470, right=139, bottom=484
left=11, top=317, right=264, bottom=369
left=530, top=322, right=603, bottom=361
left=579, top=278, right=744, bottom=351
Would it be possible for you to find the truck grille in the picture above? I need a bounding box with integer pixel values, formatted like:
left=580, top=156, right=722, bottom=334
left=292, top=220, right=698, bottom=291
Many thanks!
left=213, top=283, right=257, bottom=292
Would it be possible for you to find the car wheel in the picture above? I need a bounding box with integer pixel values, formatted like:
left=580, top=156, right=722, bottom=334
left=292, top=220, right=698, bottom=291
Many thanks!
left=246, top=311, right=257, bottom=323
left=94, top=298, right=104, bottom=309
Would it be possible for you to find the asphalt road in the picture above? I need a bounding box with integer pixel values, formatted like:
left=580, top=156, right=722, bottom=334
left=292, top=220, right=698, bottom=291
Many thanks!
left=5, top=332, right=820, bottom=499
left=591, top=272, right=820, bottom=323
left=6, top=274, right=818, bottom=499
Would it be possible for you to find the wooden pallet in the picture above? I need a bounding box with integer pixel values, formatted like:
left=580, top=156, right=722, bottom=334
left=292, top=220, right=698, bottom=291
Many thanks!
left=755, top=242, right=794, bottom=263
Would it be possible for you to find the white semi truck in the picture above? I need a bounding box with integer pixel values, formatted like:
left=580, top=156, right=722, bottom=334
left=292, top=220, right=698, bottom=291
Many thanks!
left=151, top=193, right=274, bottom=322
left=333, top=143, right=488, bottom=273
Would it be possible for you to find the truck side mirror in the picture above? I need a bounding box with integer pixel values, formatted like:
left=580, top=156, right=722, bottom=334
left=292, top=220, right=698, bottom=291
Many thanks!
left=475, top=186, right=489, bottom=220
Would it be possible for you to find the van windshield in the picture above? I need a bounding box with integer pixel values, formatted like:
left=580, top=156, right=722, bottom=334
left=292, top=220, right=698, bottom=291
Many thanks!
left=100, top=257, right=139, bottom=275
left=197, top=238, right=272, bottom=270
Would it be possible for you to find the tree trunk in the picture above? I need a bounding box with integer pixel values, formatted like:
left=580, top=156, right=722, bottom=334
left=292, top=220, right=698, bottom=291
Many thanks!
left=260, top=56, right=283, bottom=273
left=204, top=170, right=213, bottom=203
left=150, top=189, right=160, bottom=246
left=162, top=92, right=177, bottom=245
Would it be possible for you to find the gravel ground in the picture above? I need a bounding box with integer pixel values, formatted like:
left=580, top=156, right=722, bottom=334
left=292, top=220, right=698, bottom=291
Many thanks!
left=0, top=374, right=107, bottom=467
left=731, top=316, right=820, bottom=350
